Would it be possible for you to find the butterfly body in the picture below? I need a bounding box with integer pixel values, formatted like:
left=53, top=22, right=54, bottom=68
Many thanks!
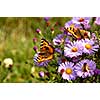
left=36, top=38, right=54, bottom=63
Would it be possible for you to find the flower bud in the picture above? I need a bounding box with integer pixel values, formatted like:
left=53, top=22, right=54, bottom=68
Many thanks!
left=36, top=28, right=41, bottom=34
left=33, top=37, right=37, bottom=42
left=33, top=46, right=38, bottom=52
left=44, top=17, right=50, bottom=21
left=39, top=71, right=45, bottom=77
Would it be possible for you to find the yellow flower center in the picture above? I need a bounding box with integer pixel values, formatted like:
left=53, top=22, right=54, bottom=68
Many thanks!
left=85, top=44, right=92, bottom=49
left=82, top=63, right=90, bottom=72
left=71, top=47, right=78, bottom=52
left=78, top=18, right=84, bottom=22
left=65, top=68, right=72, bottom=74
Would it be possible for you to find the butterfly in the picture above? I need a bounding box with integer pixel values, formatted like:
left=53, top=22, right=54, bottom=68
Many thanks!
left=36, top=38, right=54, bottom=63
left=65, top=24, right=90, bottom=39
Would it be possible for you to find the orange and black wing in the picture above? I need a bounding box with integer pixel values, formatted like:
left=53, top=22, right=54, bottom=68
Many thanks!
left=65, top=24, right=82, bottom=39
left=40, top=38, right=54, bottom=54
left=37, top=53, right=54, bottom=63
left=36, top=38, right=54, bottom=63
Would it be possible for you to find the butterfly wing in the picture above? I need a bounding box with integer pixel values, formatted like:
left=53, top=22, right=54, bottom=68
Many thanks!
left=37, top=38, right=54, bottom=63
left=66, top=24, right=90, bottom=39
left=37, top=53, right=54, bottom=62
left=66, top=25, right=82, bottom=39
left=40, top=38, right=49, bottom=52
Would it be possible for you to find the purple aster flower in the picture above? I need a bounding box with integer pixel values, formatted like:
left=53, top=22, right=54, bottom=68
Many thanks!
left=58, top=62, right=76, bottom=80
left=72, top=17, right=91, bottom=29
left=94, top=68, right=100, bottom=75
left=64, top=40, right=83, bottom=58
left=94, top=17, right=100, bottom=25
left=72, top=17, right=91, bottom=25
left=53, top=34, right=64, bottom=45
left=39, top=71, right=45, bottom=77
left=34, top=53, right=49, bottom=67
left=80, top=39, right=99, bottom=55
left=74, top=59, right=96, bottom=78
left=83, top=21, right=91, bottom=29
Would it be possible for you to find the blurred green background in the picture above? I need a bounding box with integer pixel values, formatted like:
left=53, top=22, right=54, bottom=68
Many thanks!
left=0, top=17, right=71, bottom=83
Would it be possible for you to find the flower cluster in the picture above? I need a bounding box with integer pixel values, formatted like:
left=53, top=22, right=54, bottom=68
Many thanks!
left=33, top=17, right=100, bottom=82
